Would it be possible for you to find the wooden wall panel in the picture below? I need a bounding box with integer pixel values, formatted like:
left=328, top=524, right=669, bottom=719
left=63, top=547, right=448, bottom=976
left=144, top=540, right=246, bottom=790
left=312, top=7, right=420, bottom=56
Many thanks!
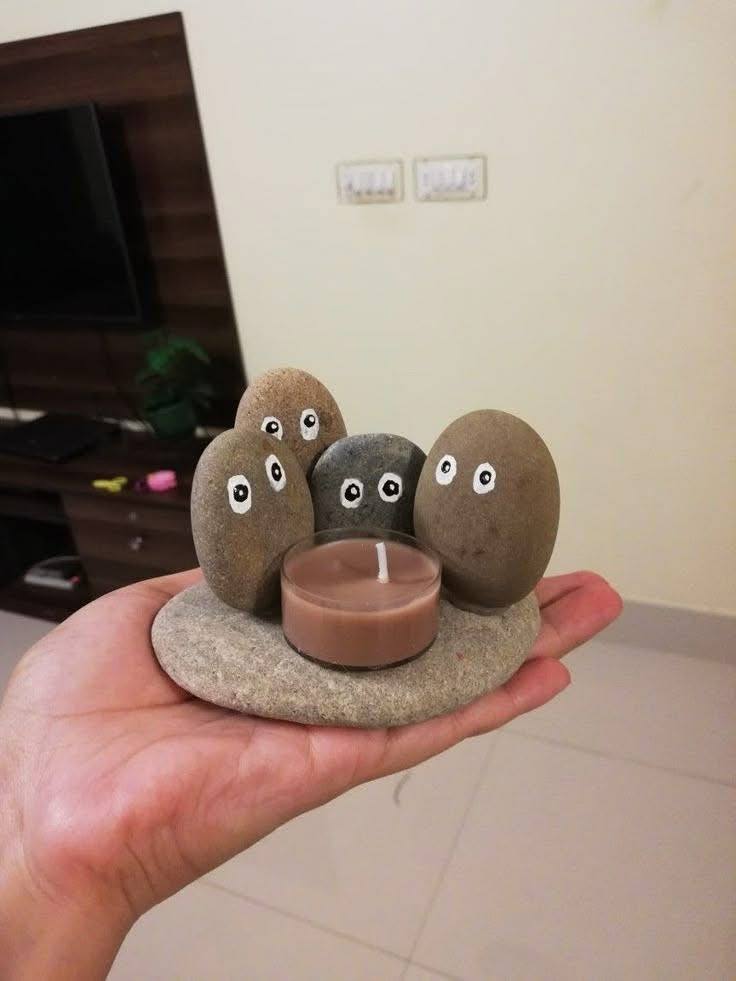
left=0, top=13, right=245, bottom=425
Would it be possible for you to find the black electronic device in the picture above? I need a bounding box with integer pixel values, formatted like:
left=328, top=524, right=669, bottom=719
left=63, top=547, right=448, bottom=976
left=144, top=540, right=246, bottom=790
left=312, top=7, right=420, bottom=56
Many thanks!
left=0, top=414, right=119, bottom=463
left=0, top=103, right=142, bottom=324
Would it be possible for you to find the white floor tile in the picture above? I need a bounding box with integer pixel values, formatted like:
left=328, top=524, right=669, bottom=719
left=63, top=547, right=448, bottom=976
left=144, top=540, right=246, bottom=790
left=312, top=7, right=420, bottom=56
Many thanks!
left=207, top=734, right=495, bottom=957
left=415, top=734, right=736, bottom=981
left=0, top=611, right=52, bottom=693
left=508, top=638, right=736, bottom=784
left=111, top=881, right=405, bottom=981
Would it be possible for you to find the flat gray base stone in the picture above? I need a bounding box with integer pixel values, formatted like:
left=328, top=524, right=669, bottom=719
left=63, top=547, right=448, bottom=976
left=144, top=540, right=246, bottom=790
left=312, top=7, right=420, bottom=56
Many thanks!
left=152, top=583, right=540, bottom=728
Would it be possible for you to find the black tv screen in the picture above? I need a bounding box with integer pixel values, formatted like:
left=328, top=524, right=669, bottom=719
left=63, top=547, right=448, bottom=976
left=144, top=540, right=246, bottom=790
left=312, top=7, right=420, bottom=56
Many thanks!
left=0, top=104, right=142, bottom=323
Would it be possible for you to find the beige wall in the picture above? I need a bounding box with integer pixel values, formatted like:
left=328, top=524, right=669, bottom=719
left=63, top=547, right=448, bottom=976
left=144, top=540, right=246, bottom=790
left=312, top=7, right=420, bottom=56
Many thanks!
left=4, top=1, right=735, bottom=613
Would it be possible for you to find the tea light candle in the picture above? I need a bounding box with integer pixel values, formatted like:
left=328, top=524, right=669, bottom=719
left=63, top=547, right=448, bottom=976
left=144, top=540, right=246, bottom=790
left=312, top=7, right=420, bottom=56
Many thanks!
left=281, top=529, right=441, bottom=670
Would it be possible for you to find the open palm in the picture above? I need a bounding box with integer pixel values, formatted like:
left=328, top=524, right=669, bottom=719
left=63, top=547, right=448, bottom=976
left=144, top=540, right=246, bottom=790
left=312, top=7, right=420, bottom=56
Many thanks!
left=0, top=569, right=621, bottom=928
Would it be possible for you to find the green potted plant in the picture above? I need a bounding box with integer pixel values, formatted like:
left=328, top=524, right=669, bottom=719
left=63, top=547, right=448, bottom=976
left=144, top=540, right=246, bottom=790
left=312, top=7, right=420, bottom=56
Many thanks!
left=136, top=329, right=214, bottom=439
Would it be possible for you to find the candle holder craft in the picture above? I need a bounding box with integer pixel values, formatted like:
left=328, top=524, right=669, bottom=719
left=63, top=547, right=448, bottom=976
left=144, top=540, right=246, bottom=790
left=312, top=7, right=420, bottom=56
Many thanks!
left=152, top=367, right=559, bottom=728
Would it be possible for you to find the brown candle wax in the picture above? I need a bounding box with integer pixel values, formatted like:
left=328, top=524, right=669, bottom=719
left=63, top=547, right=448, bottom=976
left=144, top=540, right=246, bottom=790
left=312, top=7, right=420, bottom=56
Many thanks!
left=281, top=529, right=441, bottom=669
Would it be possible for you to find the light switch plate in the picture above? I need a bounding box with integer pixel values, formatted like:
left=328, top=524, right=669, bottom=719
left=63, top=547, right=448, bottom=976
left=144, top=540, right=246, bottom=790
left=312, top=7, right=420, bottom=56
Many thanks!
left=414, top=155, right=486, bottom=202
left=336, top=160, right=403, bottom=204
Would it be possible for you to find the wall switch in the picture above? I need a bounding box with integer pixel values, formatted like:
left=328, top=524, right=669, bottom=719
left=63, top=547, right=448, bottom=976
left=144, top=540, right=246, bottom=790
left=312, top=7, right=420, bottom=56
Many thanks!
left=414, top=155, right=486, bottom=202
left=336, top=160, right=403, bottom=204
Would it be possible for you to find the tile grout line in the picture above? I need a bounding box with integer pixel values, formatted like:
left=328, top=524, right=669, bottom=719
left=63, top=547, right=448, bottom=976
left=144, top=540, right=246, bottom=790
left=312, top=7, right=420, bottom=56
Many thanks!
left=198, top=877, right=411, bottom=968
left=405, top=965, right=463, bottom=981
left=399, top=733, right=502, bottom=980
left=406, top=961, right=464, bottom=981
left=506, top=727, right=736, bottom=788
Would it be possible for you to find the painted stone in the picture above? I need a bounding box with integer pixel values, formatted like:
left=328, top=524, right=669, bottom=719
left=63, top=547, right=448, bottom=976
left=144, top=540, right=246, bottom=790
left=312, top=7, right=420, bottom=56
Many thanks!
left=234, top=367, right=347, bottom=475
left=191, top=428, right=313, bottom=613
left=414, top=410, right=559, bottom=609
left=309, top=433, right=426, bottom=534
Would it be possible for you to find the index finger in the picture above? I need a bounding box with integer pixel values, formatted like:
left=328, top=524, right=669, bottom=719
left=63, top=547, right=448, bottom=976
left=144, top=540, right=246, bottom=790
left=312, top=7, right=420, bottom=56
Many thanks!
left=532, top=571, right=623, bottom=659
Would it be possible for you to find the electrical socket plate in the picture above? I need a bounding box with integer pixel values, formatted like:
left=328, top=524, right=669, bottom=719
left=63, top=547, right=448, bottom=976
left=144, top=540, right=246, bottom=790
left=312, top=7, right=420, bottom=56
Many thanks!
left=414, top=155, right=486, bottom=202
left=336, top=160, right=403, bottom=204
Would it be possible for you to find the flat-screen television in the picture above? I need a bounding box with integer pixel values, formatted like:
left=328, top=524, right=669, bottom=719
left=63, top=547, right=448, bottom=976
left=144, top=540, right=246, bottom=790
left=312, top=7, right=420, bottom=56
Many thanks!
left=0, top=103, right=142, bottom=324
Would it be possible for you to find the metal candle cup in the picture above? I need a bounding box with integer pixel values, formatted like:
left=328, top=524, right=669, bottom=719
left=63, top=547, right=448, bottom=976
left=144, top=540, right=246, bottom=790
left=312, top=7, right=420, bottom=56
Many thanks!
left=281, top=528, right=441, bottom=670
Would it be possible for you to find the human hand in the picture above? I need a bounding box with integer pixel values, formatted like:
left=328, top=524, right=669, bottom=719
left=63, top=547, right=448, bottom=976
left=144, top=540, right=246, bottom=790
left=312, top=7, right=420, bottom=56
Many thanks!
left=0, top=569, right=620, bottom=978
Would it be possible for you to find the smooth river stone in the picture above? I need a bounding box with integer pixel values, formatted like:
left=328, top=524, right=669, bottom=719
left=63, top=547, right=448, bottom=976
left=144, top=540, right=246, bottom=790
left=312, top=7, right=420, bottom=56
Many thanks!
left=309, top=433, right=426, bottom=534
left=191, top=428, right=313, bottom=613
left=152, top=582, right=540, bottom=728
left=414, top=410, right=559, bottom=610
left=234, top=367, right=347, bottom=475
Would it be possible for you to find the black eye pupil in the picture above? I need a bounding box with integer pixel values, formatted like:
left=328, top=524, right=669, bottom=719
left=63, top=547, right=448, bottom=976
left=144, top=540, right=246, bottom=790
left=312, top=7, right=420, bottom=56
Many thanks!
left=345, top=484, right=360, bottom=502
left=266, top=421, right=278, bottom=433
left=271, top=463, right=282, bottom=481
left=383, top=480, right=399, bottom=497
left=480, top=470, right=491, bottom=485
left=234, top=484, right=248, bottom=502
left=304, top=414, right=315, bottom=427
left=441, top=460, right=451, bottom=472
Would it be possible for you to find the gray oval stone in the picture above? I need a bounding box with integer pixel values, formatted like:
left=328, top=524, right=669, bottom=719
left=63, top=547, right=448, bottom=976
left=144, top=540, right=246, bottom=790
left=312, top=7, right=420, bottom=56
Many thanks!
left=310, top=433, right=426, bottom=534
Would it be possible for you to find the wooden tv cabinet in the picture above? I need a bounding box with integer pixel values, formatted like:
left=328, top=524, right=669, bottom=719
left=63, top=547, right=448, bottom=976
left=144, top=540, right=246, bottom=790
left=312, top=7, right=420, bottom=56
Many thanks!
left=0, top=430, right=203, bottom=622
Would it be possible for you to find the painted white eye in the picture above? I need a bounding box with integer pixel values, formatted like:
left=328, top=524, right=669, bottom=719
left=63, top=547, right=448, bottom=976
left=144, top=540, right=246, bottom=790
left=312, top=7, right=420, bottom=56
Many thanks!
left=227, top=474, right=252, bottom=514
left=473, top=461, right=496, bottom=494
left=435, top=454, right=457, bottom=486
left=261, top=416, right=283, bottom=440
left=340, top=477, right=364, bottom=509
left=378, top=472, right=403, bottom=503
left=300, top=408, right=320, bottom=441
left=265, top=453, right=287, bottom=492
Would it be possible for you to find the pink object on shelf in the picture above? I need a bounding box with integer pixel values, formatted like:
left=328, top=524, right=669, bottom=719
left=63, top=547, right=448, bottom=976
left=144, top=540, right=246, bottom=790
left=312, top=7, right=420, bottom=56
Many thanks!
left=146, top=469, right=178, bottom=492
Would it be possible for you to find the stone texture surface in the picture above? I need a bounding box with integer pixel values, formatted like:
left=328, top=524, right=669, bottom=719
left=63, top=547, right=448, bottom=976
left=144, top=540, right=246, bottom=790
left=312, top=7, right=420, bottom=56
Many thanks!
left=152, top=582, right=540, bottom=728
left=309, top=433, right=426, bottom=534
left=191, top=429, right=313, bottom=613
left=414, top=410, right=559, bottom=610
left=234, top=367, right=347, bottom=475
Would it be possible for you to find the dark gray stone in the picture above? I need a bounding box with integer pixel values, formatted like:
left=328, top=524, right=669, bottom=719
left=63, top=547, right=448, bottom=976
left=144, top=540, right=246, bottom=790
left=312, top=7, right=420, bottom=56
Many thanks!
left=310, top=433, right=426, bottom=534
left=152, top=582, right=540, bottom=728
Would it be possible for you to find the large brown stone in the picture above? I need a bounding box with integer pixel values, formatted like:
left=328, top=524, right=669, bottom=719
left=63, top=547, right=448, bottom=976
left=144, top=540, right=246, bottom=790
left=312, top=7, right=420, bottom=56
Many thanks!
left=414, top=410, right=559, bottom=609
left=152, top=582, right=540, bottom=728
left=234, top=367, right=347, bottom=475
left=191, top=428, right=313, bottom=612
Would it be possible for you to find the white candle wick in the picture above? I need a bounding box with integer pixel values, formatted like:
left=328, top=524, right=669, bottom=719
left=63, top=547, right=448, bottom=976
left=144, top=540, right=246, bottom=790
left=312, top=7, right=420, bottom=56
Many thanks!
left=376, top=541, right=389, bottom=583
